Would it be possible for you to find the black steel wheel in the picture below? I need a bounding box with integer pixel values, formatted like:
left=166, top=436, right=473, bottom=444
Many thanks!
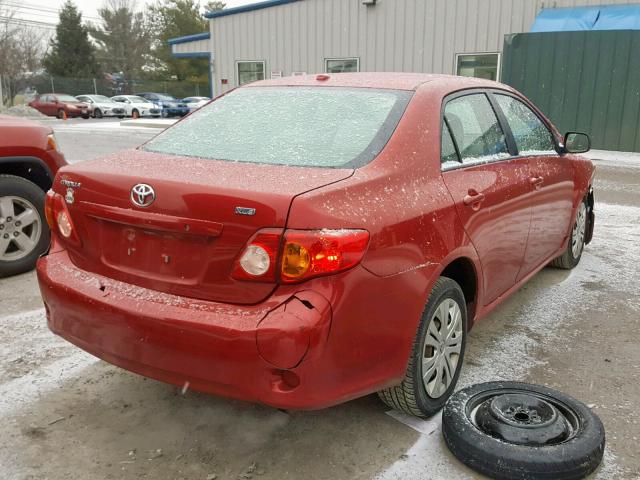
left=443, top=382, right=605, bottom=480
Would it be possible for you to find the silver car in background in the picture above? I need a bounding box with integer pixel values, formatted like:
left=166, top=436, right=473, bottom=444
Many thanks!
left=75, top=95, right=126, bottom=119
left=182, top=96, right=211, bottom=112
left=110, top=95, right=162, bottom=119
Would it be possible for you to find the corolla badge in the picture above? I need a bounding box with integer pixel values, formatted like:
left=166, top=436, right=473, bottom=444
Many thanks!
left=131, top=183, right=155, bottom=208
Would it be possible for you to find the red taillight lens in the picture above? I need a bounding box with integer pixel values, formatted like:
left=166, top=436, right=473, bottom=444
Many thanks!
left=280, top=229, right=369, bottom=283
left=231, top=229, right=282, bottom=282
left=44, top=190, right=58, bottom=229
left=232, top=228, right=370, bottom=283
left=44, top=190, right=79, bottom=244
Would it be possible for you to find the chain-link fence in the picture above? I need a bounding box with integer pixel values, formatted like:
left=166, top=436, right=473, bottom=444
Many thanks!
left=1, top=73, right=209, bottom=106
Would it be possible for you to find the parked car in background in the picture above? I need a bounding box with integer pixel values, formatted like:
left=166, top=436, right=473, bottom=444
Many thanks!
left=75, top=95, right=126, bottom=119
left=111, top=95, right=162, bottom=119
left=136, top=93, right=189, bottom=118
left=182, top=96, right=210, bottom=112
left=38, top=74, right=594, bottom=417
left=0, top=115, right=67, bottom=277
left=28, top=94, right=90, bottom=119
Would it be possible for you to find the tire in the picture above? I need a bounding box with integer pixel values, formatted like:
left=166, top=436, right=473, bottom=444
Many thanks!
left=0, top=175, right=50, bottom=278
left=442, top=382, right=605, bottom=480
left=57, top=109, right=65, bottom=119
left=378, top=277, right=467, bottom=417
left=551, top=198, right=589, bottom=269
left=81, top=114, right=90, bottom=119
left=132, top=109, right=140, bottom=119
left=93, top=108, right=103, bottom=119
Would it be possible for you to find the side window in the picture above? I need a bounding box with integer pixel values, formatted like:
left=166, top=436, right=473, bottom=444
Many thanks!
left=441, top=122, right=459, bottom=165
left=444, top=93, right=510, bottom=165
left=495, top=94, right=556, bottom=155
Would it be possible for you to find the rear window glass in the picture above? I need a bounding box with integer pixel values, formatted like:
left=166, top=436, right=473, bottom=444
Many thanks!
left=143, top=87, right=412, bottom=168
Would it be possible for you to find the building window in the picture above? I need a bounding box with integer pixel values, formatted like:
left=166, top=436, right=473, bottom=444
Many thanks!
left=456, top=53, right=501, bottom=81
left=325, top=58, right=360, bottom=74
left=236, top=61, right=265, bottom=86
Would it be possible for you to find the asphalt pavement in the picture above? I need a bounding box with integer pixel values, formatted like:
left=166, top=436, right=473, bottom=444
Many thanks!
left=0, top=123, right=638, bottom=479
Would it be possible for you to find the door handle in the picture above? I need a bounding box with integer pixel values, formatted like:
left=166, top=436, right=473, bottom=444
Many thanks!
left=463, top=190, right=486, bottom=208
left=530, top=176, right=544, bottom=189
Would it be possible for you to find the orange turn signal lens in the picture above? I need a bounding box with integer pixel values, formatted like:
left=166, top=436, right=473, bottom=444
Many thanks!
left=280, top=229, right=370, bottom=283
left=46, top=134, right=58, bottom=152
left=282, top=241, right=311, bottom=279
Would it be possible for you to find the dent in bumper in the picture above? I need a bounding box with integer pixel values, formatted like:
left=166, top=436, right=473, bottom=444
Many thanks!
left=36, top=250, right=336, bottom=409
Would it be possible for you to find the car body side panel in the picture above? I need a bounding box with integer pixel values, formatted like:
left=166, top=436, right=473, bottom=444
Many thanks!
left=442, top=159, right=533, bottom=305
left=518, top=155, right=575, bottom=280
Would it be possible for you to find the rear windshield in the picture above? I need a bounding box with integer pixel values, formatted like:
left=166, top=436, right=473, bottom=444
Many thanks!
left=143, top=87, right=412, bottom=168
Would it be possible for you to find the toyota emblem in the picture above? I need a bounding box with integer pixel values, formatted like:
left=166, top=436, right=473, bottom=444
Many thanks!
left=131, top=183, right=155, bottom=208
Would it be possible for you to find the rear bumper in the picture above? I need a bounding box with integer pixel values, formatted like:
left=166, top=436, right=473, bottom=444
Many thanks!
left=37, top=249, right=425, bottom=409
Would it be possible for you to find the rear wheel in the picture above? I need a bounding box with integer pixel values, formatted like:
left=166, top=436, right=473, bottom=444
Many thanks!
left=93, top=108, right=103, bottom=119
left=0, top=175, right=49, bottom=278
left=378, top=277, right=467, bottom=417
left=551, top=198, right=588, bottom=269
left=57, top=109, right=65, bottom=119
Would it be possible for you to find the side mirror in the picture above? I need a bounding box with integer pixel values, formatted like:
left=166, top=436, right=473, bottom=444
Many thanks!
left=563, top=132, right=590, bottom=154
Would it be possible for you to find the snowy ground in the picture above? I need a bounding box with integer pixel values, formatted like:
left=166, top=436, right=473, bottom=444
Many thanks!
left=0, top=133, right=639, bottom=479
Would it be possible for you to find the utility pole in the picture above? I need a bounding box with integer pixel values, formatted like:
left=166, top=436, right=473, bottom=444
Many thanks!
left=0, top=74, right=4, bottom=107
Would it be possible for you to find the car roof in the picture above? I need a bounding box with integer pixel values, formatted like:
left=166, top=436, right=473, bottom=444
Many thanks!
left=246, top=72, right=509, bottom=92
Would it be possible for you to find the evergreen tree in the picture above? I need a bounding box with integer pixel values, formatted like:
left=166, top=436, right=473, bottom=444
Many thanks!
left=91, top=0, right=151, bottom=81
left=204, top=1, right=226, bottom=14
left=148, top=0, right=209, bottom=81
left=43, top=1, right=100, bottom=78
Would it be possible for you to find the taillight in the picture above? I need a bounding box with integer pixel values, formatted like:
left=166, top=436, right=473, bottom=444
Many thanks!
left=231, top=229, right=282, bottom=282
left=44, top=190, right=57, bottom=229
left=281, top=229, right=369, bottom=283
left=45, top=190, right=80, bottom=244
left=232, top=228, right=369, bottom=284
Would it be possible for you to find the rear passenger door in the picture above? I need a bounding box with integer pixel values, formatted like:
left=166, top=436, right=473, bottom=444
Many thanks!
left=440, top=92, right=532, bottom=305
left=492, top=93, right=574, bottom=279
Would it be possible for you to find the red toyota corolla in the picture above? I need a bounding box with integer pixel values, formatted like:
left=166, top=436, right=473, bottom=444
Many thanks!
left=37, top=74, right=594, bottom=417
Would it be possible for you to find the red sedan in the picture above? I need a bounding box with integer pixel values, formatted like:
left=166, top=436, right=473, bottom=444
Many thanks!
left=28, top=93, right=90, bottom=119
left=37, top=74, right=594, bottom=416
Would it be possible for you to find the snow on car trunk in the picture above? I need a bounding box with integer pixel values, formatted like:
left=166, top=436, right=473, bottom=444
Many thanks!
left=53, top=150, right=353, bottom=304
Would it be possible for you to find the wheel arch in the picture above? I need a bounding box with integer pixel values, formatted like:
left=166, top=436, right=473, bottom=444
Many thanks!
left=0, top=156, right=54, bottom=192
left=439, top=256, right=480, bottom=327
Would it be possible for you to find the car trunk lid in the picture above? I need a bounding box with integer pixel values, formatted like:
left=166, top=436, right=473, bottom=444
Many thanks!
left=54, top=149, right=353, bottom=304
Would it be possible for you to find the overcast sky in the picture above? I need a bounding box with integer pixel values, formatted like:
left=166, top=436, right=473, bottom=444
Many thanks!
left=14, top=0, right=258, bottom=27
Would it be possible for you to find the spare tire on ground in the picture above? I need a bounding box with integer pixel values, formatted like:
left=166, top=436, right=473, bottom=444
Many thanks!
left=442, top=382, right=605, bottom=480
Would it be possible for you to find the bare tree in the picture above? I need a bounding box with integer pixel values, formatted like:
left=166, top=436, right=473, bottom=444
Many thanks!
left=0, top=1, right=46, bottom=106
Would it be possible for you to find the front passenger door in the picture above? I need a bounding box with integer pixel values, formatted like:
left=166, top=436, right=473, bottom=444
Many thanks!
left=493, top=94, right=574, bottom=279
left=441, top=92, right=532, bottom=305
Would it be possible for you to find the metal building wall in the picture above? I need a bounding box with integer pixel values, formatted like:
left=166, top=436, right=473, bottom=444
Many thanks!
left=502, top=30, right=640, bottom=152
left=209, top=0, right=636, bottom=92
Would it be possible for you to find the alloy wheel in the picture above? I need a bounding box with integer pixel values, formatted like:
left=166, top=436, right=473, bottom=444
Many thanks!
left=0, top=196, right=42, bottom=262
left=571, top=202, right=587, bottom=258
left=422, top=298, right=464, bottom=398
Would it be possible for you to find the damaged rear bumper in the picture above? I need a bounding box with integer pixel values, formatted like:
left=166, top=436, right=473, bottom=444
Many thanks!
left=36, top=249, right=341, bottom=409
